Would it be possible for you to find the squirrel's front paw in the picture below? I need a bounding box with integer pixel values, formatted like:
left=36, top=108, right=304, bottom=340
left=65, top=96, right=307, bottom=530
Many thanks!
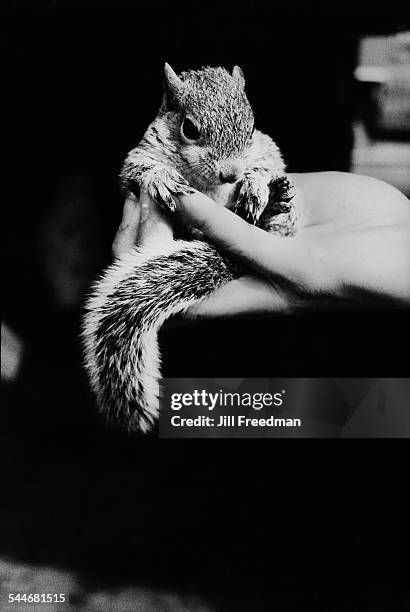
left=143, top=166, right=194, bottom=212
left=233, top=175, right=270, bottom=225
left=272, top=175, right=297, bottom=202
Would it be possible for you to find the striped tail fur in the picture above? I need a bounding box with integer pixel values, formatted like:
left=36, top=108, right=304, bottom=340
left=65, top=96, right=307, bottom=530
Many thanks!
left=82, top=240, right=237, bottom=432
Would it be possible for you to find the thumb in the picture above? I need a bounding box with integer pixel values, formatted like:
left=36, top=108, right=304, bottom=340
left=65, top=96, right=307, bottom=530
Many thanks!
left=176, top=190, right=265, bottom=258
left=176, top=190, right=306, bottom=282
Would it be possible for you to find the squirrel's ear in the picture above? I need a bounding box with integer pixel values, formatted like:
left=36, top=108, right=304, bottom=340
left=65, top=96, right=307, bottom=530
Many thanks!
left=232, top=65, right=245, bottom=88
left=163, top=62, right=184, bottom=107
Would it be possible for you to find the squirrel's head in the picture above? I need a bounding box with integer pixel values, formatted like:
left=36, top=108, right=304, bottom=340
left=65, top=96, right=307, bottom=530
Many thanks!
left=159, top=63, right=254, bottom=189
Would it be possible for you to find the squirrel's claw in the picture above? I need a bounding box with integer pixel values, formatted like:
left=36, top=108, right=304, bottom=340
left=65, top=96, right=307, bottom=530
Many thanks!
left=233, top=175, right=270, bottom=225
left=272, top=176, right=297, bottom=202
left=144, top=166, right=194, bottom=212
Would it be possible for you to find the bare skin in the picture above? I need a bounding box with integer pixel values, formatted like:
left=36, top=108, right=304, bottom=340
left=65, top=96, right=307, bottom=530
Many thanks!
left=112, top=172, right=410, bottom=317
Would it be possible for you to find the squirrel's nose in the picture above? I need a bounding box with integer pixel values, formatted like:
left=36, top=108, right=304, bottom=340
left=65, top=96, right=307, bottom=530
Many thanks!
left=219, top=170, right=241, bottom=184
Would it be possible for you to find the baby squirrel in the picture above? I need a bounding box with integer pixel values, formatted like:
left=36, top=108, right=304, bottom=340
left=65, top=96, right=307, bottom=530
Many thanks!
left=82, top=63, right=300, bottom=433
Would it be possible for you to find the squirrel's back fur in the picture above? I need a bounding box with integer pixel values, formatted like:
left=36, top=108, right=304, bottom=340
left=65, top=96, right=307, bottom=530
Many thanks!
left=82, top=64, right=300, bottom=432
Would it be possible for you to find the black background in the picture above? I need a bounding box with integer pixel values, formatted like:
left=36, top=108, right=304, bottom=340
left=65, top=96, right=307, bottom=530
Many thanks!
left=2, top=1, right=410, bottom=609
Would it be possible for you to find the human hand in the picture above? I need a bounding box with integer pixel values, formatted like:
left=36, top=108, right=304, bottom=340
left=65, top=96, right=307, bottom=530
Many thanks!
left=112, top=189, right=304, bottom=317
left=113, top=173, right=410, bottom=318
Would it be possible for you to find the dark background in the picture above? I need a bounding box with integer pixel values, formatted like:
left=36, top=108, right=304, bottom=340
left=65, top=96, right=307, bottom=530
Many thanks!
left=2, top=1, right=410, bottom=609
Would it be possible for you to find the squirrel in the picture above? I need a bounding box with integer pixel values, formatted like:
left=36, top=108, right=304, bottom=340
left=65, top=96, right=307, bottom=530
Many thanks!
left=82, top=63, right=301, bottom=433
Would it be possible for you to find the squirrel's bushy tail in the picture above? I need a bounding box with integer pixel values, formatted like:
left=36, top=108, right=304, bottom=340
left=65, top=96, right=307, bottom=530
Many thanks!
left=82, top=240, right=237, bottom=432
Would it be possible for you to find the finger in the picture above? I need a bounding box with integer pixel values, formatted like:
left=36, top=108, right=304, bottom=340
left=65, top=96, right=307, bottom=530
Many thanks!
left=176, top=190, right=259, bottom=256
left=185, top=275, right=294, bottom=319
left=137, top=191, right=174, bottom=247
left=176, top=190, right=316, bottom=288
left=112, top=192, right=141, bottom=258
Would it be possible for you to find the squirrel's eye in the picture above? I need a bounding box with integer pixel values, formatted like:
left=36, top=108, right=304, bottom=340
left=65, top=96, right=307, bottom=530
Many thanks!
left=182, top=118, right=201, bottom=141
